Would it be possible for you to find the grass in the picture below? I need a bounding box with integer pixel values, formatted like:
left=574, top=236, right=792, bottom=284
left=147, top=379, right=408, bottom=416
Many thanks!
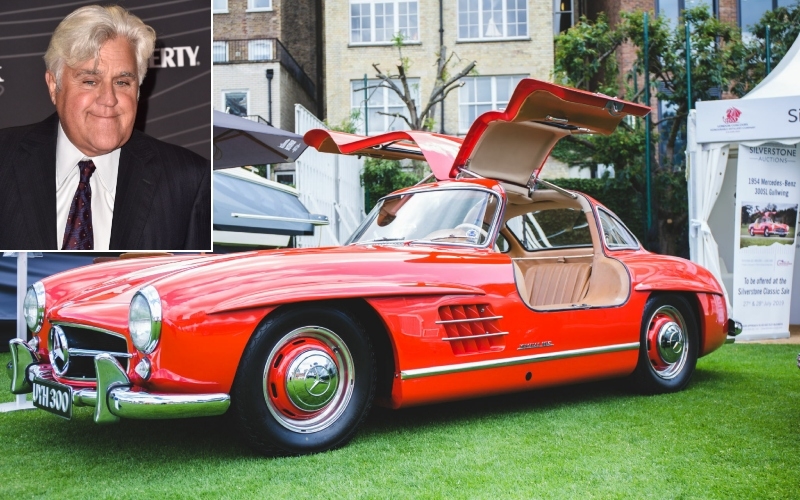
left=1, top=345, right=799, bottom=499
left=739, top=226, right=796, bottom=248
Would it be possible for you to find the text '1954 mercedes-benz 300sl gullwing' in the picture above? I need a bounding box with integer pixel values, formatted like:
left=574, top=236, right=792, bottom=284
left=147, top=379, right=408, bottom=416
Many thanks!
left=8, top=79, right=742, bottom=456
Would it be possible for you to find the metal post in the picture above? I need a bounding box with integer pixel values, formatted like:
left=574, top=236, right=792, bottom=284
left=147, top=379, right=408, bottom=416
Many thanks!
left=363, top=74, right=369, bottom=136
left=685, top=21, right=692, bottom=110
left=644, top=12, right=652, bottom=239
left=0, top=252, right=35, bottom=412
left=766, top=25, right=772, bottom=75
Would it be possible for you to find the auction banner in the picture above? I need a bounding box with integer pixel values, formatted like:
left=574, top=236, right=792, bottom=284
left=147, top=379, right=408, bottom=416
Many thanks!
left=732, top=143, right=800, bottom=339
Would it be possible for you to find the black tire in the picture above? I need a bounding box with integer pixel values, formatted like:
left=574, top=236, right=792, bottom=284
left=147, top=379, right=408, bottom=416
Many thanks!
left=231, top=306, right=375, bottom=456
left=749, top=227, right=755, bottom=237
left=765, top=229, right=770, bottom=237
left=632, top=294, right=698, bottom=394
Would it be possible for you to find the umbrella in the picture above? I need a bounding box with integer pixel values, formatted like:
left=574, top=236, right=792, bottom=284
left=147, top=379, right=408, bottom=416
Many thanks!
left=213, top=111, right=308, bottom=169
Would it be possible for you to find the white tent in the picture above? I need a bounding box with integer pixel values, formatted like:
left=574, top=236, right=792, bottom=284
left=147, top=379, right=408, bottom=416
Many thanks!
left=687, top=35, right=800, bottom=339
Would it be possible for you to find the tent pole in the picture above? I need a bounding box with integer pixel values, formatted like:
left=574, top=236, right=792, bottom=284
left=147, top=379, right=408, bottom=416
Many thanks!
left=644, top=12, right=652, bottom=242
left=686, top=21, right=692, bottom=110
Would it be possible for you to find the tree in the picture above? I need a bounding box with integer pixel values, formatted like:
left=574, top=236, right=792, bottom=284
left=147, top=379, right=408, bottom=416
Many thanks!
left=358, top=34, right=477, bottom=132
left=552, top=5, right=799, bottom=256
left=361, top=157, right=423, bottom=212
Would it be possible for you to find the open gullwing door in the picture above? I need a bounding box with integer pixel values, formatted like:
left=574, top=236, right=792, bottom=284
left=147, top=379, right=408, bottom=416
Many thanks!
left=303, top=129, right=463, bottom=181
left=452, top=79, right=651, bottom=187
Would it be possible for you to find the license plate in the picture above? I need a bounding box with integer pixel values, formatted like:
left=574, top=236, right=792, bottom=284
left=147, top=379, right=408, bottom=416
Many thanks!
left=32, top=378, right=73, bottom=419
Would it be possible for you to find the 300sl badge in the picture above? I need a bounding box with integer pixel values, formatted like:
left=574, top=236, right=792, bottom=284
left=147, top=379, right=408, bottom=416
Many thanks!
left=518, top=341, right=554, bottom=350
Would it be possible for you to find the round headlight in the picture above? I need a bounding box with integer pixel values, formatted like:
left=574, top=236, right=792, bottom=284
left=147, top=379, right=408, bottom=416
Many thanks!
left=129, top=285, right=161, bottom=353
left=23, top=282, right=45, bottom=333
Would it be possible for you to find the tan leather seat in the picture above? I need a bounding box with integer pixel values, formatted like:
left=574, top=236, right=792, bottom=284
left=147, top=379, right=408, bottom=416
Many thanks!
left=524, top=262, right=591, bottom=307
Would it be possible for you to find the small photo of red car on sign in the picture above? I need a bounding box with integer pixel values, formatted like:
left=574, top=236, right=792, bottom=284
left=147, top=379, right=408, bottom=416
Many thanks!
left=740, top=203, right=798, bottom=248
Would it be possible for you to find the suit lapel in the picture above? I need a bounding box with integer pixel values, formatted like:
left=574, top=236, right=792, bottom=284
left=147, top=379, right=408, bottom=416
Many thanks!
left=110, top=131, right=161, bottom=249
left=13, top=114, right=59, bottom=249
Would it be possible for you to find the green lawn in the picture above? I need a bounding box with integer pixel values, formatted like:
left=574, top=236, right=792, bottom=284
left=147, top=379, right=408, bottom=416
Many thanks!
left=739, top=225, right=796, bottom=248
left=1, top=346, right=799, bottom=499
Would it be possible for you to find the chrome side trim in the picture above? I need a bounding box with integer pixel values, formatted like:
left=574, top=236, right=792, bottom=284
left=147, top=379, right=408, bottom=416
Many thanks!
left=435, top=315, right=503, bottom=324
left=69, top=348, right=132, bottom=359
left=442, top=332, right=509, bottom=341
left=400, top=342, right=640, bottom=380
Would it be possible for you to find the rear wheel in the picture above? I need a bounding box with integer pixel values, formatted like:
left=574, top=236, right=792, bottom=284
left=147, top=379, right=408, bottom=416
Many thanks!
left=632, top=294, right=698, bottom=394
left=232, top=306, right=375, bottom=456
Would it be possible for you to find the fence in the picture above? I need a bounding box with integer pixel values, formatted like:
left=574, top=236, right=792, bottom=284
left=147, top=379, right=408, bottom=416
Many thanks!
left=294, top=104, right=365, bottom=247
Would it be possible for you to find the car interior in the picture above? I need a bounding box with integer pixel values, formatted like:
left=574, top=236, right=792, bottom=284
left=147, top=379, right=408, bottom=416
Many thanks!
left=497, top=188, right=632, bottom=311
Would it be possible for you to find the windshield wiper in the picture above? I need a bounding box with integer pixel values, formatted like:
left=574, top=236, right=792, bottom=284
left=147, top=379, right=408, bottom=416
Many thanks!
left=359, top=237, right=407, bottom=244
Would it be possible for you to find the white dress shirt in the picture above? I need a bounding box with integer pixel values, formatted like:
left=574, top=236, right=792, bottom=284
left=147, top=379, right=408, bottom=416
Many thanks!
left=55, top=123, right=119, bottom=250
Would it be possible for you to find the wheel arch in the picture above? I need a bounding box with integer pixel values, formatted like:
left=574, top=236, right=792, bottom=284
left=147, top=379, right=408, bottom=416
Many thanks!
left=643, top=290, right=704, bottom=350
left=242, top=298, right=396, bottom=405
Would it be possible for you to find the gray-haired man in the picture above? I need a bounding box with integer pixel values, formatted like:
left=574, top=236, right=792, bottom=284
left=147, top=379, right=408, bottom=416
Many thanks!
left=0, top=5, right=210, bottom=251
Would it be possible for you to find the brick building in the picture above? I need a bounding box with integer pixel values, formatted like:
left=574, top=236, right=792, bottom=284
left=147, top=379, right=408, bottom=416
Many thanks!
left=213, top=0, right=322, bottom=137
left=323, top=0, right=555, bottom=139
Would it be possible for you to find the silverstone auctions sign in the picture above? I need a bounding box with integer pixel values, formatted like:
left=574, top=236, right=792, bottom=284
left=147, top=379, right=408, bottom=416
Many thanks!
left=732, top=143, right=800, bottom=338
left=696, top=96, right=800, bottom=143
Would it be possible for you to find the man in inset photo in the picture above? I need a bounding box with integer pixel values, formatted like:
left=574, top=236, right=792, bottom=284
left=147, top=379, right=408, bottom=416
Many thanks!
left=0, top=4, right=210, bottom=251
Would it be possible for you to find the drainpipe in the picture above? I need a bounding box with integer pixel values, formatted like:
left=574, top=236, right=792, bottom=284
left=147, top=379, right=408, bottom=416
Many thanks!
left=439, top=0, right=444, bottom=133
left=266, top=68, right=274, bottom=125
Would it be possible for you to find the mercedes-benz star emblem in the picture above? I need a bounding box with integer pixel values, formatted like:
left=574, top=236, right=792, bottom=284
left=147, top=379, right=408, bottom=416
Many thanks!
left=305, top=364, right=331, bottom=397
left=48, top=325, right=70, bottom=376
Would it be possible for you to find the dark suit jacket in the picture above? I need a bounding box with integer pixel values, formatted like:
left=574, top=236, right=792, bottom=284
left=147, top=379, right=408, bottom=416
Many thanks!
left=0, top=113, right=210, bottom=251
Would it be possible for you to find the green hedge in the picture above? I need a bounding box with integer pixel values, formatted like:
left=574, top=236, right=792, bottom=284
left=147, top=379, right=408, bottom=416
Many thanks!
left=549, top=177, right=646, bottom=243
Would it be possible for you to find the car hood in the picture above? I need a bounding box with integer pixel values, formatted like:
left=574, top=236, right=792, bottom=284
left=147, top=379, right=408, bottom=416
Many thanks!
left=46, top=246, right=510, bottom=326
left=304, top=79, right=650, bottom=185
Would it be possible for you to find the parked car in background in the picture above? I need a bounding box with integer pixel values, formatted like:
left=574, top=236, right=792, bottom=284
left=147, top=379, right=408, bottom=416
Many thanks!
left=8, top=79, right=740, bottom=456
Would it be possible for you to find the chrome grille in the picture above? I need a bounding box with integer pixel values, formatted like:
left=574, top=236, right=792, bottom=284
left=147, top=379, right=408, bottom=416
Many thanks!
left=50, top=323, right=131, bottom=381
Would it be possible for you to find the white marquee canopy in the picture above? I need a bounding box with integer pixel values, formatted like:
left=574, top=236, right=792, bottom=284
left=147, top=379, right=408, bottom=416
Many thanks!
left=687, top=35, right=800, bottom=332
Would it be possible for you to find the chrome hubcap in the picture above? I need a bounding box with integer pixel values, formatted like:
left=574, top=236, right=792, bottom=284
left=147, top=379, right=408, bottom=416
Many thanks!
left=286, top=350, right=339, bottom=411
left=263, top=326, right=354, bottom=433
left=647, top=305, right=689, bottom=380
left=657, top=322, right=684, bottom=364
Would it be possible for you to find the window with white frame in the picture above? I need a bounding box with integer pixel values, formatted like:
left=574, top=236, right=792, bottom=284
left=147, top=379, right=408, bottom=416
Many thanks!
left=458, top=0, right=528, bottom=40
left=213, top=41, right=228, bottom=63
left=351, top=78, right=420, bottom=134
left=248, top=39, right=273, bottom=61
left=247, top=0, right=272, bottom=11
left=223, top=90, right=249, bottom=117
left=458, top=75, right=525, bottom=133
left=213, top=0, right=228, bottom=13
left=350, top=0, right=419, bottom=44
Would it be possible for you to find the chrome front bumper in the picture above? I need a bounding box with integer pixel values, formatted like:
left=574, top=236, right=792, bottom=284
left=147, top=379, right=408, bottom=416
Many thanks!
left=7, top=339, right=230, bottom=423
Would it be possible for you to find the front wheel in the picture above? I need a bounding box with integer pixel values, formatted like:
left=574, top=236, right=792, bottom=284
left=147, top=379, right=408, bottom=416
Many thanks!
left=749, top=227, right=755, bottom=237
left=632, top=294, right=698, bottom=394
left=765, top=229, right=771, bottom=237
left=232, top=307, right=376, bottom=456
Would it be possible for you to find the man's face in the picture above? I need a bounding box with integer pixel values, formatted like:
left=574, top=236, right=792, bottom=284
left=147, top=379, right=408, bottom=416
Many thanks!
left=46, top=37, right=139, bottom=157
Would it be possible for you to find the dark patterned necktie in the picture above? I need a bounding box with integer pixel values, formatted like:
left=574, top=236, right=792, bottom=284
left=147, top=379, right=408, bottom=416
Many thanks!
left=61, top=160, right=96, bottom=250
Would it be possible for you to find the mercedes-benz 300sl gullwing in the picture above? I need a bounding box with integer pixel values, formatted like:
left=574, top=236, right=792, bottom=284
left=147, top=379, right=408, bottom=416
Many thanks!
left=8, top=79, right=740, bottom=456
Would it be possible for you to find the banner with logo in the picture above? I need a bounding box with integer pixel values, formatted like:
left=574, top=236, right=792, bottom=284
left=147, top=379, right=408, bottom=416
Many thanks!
left=0, top=1, right=210, bottom=159
left=732, top=143, right=800, bottom=339
left=696, top=96, right=800, bottom=144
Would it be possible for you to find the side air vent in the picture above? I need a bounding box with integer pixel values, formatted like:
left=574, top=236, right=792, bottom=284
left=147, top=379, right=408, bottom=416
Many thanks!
left=437, top=304, right=506, bottom=355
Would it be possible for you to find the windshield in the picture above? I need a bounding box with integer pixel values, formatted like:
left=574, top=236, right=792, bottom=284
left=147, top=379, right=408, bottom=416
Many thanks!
left=348, top=188, right=500, bottom=246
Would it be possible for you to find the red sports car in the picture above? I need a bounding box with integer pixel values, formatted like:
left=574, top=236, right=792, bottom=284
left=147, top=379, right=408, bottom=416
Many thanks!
left=8, top=79, right=740, bottom=456
left=748, top=212, right=789, bottom=237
